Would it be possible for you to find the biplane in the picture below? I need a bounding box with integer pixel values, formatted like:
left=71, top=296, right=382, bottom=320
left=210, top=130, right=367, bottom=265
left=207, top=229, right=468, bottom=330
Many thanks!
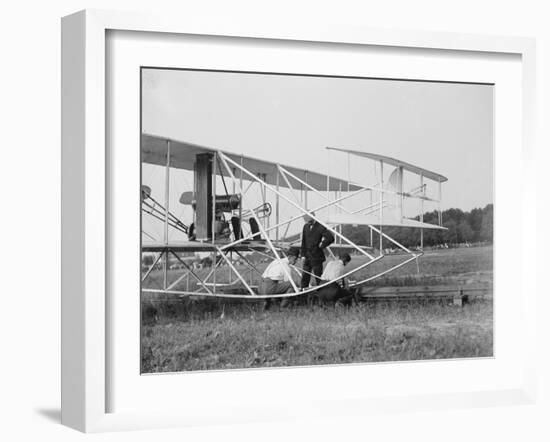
left=141, top=133, right=447, bottom=300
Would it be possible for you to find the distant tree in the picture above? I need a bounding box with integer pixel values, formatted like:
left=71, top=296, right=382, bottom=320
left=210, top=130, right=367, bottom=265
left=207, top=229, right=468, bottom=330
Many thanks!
left=467, top=208, right=483, bottom=242
left=458, top=220, right=474, bottom=242
left=444, top=208, right=465, bottom=224
left=480, top=204, right=494, bottom=242
left=334, top=203, right=493, bottom=249
left=443, top=219, right=458, bottom=243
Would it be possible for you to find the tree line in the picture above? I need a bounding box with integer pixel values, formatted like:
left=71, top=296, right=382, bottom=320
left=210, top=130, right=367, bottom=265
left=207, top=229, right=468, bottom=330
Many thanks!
left=341, top=204, right=493, bottom=249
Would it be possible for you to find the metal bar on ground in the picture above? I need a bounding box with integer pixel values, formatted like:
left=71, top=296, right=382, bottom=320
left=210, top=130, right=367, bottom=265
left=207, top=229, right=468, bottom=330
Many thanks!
left=142, top=282, right=492, bottom=300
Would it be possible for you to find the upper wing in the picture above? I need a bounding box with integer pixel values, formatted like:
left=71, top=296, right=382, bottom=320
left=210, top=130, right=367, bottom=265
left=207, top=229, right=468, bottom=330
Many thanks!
left=142, top=133, right=360, bottom=191
left=326, top=147, right=448, bottom=182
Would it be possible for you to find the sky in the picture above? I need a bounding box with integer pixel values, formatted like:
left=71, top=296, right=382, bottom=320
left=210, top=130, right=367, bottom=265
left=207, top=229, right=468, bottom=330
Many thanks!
left=141, top=68, right=493, bottom=242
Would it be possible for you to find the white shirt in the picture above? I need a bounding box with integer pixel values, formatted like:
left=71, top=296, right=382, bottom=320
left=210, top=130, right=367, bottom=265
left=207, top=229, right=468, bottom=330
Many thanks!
left=321, top=259, right=345, bottom=281
left=262, top=258, right=292, bottom=281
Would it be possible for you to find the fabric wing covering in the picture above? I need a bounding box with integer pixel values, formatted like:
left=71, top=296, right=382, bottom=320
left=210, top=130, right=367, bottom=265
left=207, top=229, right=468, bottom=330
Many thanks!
left=142, top=133, right=360, bottom=192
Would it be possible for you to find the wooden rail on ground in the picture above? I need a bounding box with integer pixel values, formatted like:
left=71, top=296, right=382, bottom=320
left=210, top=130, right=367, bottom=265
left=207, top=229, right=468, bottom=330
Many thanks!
left=141, top=283, right=493, bottom=307
left=358, top=283, right=493, bottom=307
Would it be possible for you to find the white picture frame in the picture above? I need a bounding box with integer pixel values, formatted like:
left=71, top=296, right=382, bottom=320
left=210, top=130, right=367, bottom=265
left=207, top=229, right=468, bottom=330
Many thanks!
left=61, top=9, right=537, bottom=433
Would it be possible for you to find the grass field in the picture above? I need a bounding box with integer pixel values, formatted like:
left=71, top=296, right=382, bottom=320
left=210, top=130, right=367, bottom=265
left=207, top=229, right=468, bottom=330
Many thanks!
left=141, top=245, right=493, bottom=373
left=349, top=245, right=493, bottom=286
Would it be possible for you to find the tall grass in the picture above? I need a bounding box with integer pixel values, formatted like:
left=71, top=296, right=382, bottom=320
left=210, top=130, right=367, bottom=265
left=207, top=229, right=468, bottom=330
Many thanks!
left=141, top=301, right=493, bottom=373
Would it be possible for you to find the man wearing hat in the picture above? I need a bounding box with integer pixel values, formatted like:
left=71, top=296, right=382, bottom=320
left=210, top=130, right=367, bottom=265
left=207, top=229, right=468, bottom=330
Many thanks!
left=300, top=213, right=335, bottom=289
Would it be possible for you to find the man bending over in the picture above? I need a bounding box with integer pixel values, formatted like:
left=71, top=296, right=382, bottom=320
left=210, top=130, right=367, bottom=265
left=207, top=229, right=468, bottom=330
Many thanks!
left=259, top=248, right=299, bottom=310
left=313, top=253, right=357, bottom=306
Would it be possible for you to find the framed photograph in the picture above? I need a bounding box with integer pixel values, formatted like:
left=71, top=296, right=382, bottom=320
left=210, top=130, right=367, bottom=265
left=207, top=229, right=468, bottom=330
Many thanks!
left=61, top=9, right=537, bottom=432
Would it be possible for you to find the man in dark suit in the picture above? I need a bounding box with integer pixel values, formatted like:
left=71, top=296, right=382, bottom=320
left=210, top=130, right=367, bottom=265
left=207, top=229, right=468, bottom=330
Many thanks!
left=300, top=213, right=334, bottom=289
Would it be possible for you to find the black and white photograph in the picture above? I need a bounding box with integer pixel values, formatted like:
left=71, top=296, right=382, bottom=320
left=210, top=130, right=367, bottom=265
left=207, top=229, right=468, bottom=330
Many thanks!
left=140, top=68, right=494, bottom=373
left=4, top=0, right=548, bottom=439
